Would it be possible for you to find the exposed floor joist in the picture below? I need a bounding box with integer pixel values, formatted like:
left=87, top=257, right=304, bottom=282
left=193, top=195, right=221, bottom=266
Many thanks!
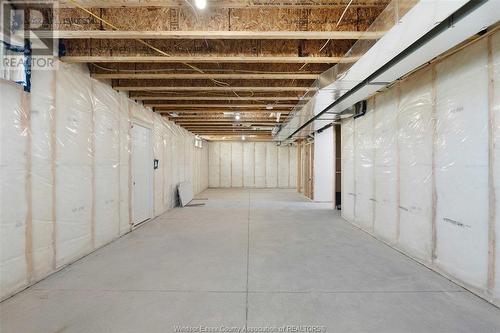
left=132, top=96, right=305, bottom=101
left=52, top=30, right=384, bottom=40
left=92, top=73, right=320, bottom=80
left=156, top=110, right=292, bottom=113
left=54, top=0, right=390, bottom=139
left=145, top=104, right=296, bottom=108
left=57, top=0, right=390, bottom=8
left=62, top=56, right=354, bottom=64
left=117, top=86, right=314, bottom=92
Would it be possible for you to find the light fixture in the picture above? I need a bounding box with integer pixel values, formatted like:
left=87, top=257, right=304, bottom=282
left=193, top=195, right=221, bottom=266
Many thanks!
left=195, top=0, right=207, bottom=9
left=235, top=113, right=241, bottom=121
left=242, top=135, right=246, bottom=141
left=266, top=104, right=274, bottom=110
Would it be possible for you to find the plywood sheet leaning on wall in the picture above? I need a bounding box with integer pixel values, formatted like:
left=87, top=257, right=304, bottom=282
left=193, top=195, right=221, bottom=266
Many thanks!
left=398, top=68, right=433, bottom=261
left=434, top=39, right=490, bottom=290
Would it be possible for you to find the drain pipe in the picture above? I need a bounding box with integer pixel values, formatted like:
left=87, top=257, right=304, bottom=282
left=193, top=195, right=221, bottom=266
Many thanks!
left=285, top=0, right=488, bottom=141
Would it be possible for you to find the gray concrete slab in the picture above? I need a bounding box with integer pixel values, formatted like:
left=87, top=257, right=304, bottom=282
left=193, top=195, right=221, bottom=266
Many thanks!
left=1, top=189, right=500, bottom=333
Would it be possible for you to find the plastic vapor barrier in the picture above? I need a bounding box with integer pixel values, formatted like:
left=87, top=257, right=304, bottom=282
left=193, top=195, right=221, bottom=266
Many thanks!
left=434, top=39, right=490, bottom=289
left=374, top=88, right=400, bottom=243
left=243, top=143, right=255, bottom=187
left=55, top=64, right=94, bottom=267
left=493, top=30, right=500, bottom=300
left=0, top=81, right=29, bottom=295
left=398, top=68, right=433, bottom=261
left=255, top=143, right=267, bottom=188
left=265, top=144, right=278, bottom=188
left=208, top=142, right=296, bottom=189
left=93, top=80, right=121, bottom=248
left=30, top=70, right=55, bottom=280
left=231, top=142, right=243, bottom=188
left=341, top=118, right=355, bottom=222
left=340, top=31, right=500, bottom=306
left=354, top=102, right=374, bottom=230
left=0, top=60, right=209, bottom=300
left=220, top=142, right=231, bottom=188
left=278, top=146, right=291, bottom=189
left=313, top=127, right=335, bottom=203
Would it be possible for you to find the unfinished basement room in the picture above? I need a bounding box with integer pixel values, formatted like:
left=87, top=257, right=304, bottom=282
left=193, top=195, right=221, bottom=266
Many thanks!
left=1, top=0, right=500, bottom=332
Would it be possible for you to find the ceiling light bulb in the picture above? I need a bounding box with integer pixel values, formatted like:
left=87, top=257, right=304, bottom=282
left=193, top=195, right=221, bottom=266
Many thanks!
left=242, top=135, right=246, bottom=141
left=195, top=0, right=207, bottom=9
left=235, top=114, right=241, bottom=121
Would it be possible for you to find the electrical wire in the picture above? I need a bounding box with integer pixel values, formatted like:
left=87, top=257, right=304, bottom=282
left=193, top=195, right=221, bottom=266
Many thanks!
left=90, top=63, right=320, bottom=75
left=67, top=0, right=235, bottom=89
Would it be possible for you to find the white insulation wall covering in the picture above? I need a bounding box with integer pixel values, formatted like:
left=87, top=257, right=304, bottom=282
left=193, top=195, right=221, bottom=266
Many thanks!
left=434, top=39, right=490, bottom=289
left=340, top=32, right=500, bottom=306
left=313, top=126, right=334, bottom=202
left=493, top=30, right=500, bottom=302
left=398, top=69, right=433, bottom=261
left=354, top=102, right=374, bottom=231
left=208, top=142, right=296, bottom=188
left=0, top=61, right=209, bottom=300
left=341, top=118, right=355, bottom=222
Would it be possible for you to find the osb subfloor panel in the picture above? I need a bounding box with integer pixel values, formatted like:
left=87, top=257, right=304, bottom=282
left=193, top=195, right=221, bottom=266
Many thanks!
left=1, top=189, right=500, bottom=332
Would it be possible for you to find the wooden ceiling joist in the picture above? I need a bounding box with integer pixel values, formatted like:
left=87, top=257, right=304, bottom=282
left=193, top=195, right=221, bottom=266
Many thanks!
left=174, top=120, right=280, bottom=124
left=117, top=86, right=314, bottom=92
left=53, top=0, right=390, bottom=140
left=57, top=0, right=389, bottom=9
left=133, top=96, right=304, bottom=101
left=156, top=109, right=291, bottom=113
left=192, top=128, right=272, bottom=131
left=90, top=63, right=330, bottom=74
left=171, top=118, right=283, bottom=121
left=53, top=30, right=384, bottom=40
left=147, top=104, right=296, bottom=108
left=93, top=73, right=319, bottom=80
left=61, top=56, right=354, bottom=64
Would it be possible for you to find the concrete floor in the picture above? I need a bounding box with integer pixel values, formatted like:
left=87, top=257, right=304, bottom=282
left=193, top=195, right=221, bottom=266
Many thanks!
left=1, top=189, right=500, bottom=332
